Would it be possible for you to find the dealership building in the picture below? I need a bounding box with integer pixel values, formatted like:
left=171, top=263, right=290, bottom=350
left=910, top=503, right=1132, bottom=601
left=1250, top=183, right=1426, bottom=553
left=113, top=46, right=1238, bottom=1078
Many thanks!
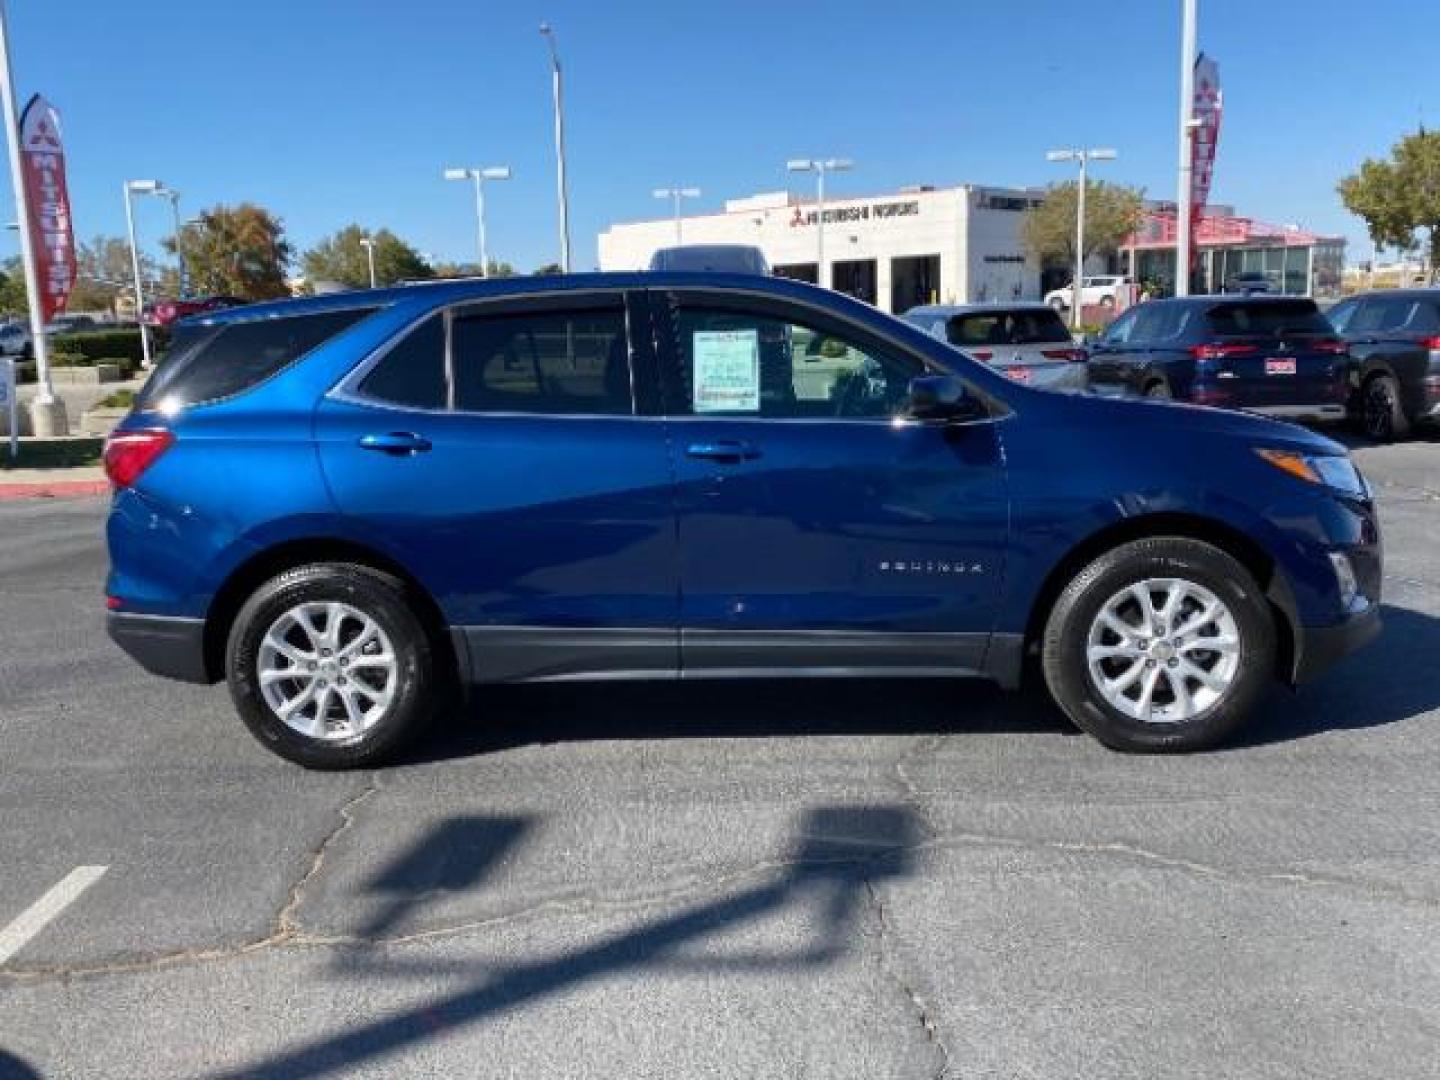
left=598, top=184, right=1049, bottom=314
left=599, top=183, right=1348, bottom=311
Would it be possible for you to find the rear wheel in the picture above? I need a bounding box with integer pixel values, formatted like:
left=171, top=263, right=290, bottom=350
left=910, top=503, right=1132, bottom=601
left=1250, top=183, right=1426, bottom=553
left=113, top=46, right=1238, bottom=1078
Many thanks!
left=1144, top=380, right=1172, bottom=399
left=225, top=563, right=436, bottom=768
left=1359, top=372, right=1409, bottom=442
left=1041, top=537, right=1276, bottom=752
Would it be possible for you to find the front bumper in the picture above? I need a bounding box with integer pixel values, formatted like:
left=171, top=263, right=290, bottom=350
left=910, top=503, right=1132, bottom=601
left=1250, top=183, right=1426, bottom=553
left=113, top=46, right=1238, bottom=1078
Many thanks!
left=107, top=611, right=213, bottom=684
left=1292, top=604, right=1382, bottom=683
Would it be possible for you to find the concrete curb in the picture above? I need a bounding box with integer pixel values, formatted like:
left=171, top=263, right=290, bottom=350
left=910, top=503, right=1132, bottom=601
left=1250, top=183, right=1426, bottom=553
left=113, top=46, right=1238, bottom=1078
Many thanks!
left=0, top=479, right=110, bottom=501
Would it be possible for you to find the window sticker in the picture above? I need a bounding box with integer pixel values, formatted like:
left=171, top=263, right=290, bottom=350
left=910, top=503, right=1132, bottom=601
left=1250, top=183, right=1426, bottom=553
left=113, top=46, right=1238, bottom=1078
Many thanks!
left=692, top=329, right=760, bottom=413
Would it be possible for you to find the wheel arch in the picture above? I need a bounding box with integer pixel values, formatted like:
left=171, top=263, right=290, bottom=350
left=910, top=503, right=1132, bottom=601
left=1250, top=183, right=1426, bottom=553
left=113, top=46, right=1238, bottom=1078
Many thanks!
left=1020, top=511, right=1298, bottom=684
left=201, top=536, right=457, bottom=686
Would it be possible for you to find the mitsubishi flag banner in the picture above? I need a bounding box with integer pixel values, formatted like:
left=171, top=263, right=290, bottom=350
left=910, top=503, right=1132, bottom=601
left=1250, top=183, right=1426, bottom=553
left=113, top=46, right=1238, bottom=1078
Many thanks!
left=18, top=95, right=76, bottom=323
left=1190, top=53, right=1222, bottom=242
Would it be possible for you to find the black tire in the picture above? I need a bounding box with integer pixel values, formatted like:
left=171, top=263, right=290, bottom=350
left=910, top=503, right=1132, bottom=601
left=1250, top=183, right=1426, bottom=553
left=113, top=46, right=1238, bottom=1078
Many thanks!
left=1358, top=371, right=1410, bottom=442
left=225, top=563, right=436, bottom=768
left=1041, top=537, right=1276, bottom=752
left=1144, top=380, right=1172, bottom=400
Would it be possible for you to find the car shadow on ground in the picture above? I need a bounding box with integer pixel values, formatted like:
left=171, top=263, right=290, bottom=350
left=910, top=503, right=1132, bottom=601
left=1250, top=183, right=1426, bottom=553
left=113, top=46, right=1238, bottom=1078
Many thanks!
left=403, top=602, right=1436, bottom=765
left=400, top=674, right=1075, bottom=766
left=210, top=804, right=922, bottom=1079
left=1233, top=603, right=1439, bottom=748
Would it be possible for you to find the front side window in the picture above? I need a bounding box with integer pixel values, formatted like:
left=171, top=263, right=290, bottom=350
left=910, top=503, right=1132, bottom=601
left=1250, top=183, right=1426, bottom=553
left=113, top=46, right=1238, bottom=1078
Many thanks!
left=451, top=307, right=632, bottom=415
left=670, top=306, right=922, bottom=420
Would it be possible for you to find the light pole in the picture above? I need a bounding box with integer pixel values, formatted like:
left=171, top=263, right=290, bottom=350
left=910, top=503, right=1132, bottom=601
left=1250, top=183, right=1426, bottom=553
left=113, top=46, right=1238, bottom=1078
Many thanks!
left=1045, top=147, right=1117, bottom=329
left=785, top=157, right=853, bottom=289
left=1176, top=0, right=1198, bottom=296
left=124, top=179, right=165, bottom=368
left=540, top=23, right=571, bottom=273
left=358, top=235, right=377, bottom=288
left=652, top=186, right=701, bottom=244
left=159, top=188, right=185, bottom=297
left=444, top=165, right=511, bottom=276
left=0, top=1, right=64, bottom=429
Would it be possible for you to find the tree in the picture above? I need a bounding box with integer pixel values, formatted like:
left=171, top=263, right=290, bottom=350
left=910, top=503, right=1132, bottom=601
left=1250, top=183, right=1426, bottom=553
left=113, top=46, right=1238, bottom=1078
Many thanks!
left=0, top=257, right=25, bottom=316
left=1022, top=180, right=1144, bottom=269
left=1339, top=128, right=1440, bottom=280
left=173, top=203, right=293, bottom=300
left=301, top=225, right=432, bottom=289
left=431, top=259, right=516, bottom=279
left=69, top=235, right=160, bottom=313
left=533, top=262, right=563, bottom=276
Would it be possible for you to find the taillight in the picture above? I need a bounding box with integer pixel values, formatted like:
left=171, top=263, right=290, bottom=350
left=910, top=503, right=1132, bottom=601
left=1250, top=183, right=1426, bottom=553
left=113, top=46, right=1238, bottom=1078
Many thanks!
left=1041, top=347, right=1087, bottom=362
left=1310, top=339, right=1348, bottom=355
left=1191, top=342, right=1259, bottom=360
left=103, top=429, right=174, bottom=487
left=1419, top=335, right=1440, bottom=351
left=971, top=349, right=993, bottom=362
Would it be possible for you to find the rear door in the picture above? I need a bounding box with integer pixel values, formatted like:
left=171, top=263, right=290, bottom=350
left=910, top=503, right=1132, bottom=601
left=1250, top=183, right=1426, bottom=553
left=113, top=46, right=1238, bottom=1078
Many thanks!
left=652, top=288, right=1008, bottom=676
left=1202, top=299, right=1347, bottom=408
left=315, top=291, right=679, bottom=681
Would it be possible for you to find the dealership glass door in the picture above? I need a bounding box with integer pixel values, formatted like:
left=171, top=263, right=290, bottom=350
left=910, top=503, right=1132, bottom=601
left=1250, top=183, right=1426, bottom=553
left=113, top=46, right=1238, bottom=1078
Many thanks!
left=773, top=263, right=819, bottom=285
left=832, top=259, right=877, bottom=305
left=891, top=255, right=940, bottom=312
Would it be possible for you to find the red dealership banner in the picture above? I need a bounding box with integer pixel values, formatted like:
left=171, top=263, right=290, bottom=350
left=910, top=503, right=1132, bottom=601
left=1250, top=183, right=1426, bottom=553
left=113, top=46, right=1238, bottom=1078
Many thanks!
left=18, top=95, right=76, bottom=323
left=1190, top=54, right=1222, bottom=246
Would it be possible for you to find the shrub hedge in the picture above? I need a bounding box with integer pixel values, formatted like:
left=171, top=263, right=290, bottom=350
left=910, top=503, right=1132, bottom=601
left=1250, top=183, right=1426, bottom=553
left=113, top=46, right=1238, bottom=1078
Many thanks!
left=50, top=328, right=145, bottom=364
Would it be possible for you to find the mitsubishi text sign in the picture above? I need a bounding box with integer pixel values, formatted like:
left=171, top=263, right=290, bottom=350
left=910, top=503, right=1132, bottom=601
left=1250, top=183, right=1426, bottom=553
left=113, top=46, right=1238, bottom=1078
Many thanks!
left=19, top=95, right=76, bottom=324
left=1190, top=54, right=1222, bottom=242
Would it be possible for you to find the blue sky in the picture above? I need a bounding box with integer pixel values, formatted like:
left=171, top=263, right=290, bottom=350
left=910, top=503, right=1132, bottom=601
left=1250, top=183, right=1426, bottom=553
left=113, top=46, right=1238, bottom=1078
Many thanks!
left=5, top=0, right=1435, bottom=273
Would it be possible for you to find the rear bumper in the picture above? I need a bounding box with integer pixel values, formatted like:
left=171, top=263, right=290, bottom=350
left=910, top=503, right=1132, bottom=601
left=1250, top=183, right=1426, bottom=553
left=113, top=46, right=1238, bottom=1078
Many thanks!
left=1293, top=605, right=1382, bottom=683
left=107, top=611, right=213, bottom=684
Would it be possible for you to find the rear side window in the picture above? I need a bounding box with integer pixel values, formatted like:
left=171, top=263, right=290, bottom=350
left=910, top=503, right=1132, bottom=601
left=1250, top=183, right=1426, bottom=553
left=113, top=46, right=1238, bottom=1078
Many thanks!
left=138, top=307, right=374, bottom=410
left=1130, top=304, right=1194, bottom=343
left=948, top=314, right=1005, bottom=346
left=1206, top=300, right=1330, bottom=337
left=451, top=307, right=632, bottom=415
left=358, top=315, right=446, bottom=410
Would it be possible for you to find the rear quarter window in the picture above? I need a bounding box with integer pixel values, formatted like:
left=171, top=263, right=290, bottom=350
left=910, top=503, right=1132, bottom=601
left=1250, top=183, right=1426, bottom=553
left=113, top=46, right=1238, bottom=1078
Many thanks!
left=1206, top=300, right=1330, bottom=337
left=137, top=307, right=375, bottom=410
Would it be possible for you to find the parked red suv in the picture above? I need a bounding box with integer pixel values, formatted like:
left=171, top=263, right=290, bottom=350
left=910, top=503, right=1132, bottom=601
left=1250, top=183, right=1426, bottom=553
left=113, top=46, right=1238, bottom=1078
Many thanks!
left=141, top=295, right=246, bottom=328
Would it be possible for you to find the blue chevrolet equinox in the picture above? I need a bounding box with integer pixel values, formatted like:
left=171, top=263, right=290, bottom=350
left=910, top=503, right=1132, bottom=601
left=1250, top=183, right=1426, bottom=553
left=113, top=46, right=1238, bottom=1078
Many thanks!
left=103, top=273, right=1382, bottom=768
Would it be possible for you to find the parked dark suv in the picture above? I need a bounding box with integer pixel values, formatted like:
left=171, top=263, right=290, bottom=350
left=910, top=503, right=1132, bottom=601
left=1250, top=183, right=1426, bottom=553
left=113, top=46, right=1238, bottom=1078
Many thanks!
left=104, top=273, right=1380, bottom=768
left=1326, top=289, right=1440, bottom=440
left=1086, top=295, right=1351, bottom=418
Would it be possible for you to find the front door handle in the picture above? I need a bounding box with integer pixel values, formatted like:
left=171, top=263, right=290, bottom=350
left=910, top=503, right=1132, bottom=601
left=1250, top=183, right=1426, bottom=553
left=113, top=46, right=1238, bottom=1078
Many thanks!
left=358, top=431, right=432, bottom=455
left=685, top=440, right=760, bottom=463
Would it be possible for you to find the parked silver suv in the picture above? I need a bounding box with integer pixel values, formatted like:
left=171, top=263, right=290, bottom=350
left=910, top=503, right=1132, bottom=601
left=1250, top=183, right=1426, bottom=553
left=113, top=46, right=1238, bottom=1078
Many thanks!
left=902, top=302, right=1089, bottom=392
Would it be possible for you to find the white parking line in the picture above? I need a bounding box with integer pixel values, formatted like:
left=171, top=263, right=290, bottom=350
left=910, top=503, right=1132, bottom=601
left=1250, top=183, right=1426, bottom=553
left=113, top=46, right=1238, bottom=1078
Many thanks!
left=0, top=866, right=108, bottom=965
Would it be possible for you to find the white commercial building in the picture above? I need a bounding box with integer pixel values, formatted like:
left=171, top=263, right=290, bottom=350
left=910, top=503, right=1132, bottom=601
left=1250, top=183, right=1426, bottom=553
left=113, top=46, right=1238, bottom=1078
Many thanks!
left=598, top=184, right=1048, bottom=314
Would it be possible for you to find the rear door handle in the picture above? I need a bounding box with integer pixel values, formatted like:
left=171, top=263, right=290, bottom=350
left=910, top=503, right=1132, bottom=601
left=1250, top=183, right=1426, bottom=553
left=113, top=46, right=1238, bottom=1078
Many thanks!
left=685, top=440, right=760, bottom=463
left=358, top=431, right=432, bottom=455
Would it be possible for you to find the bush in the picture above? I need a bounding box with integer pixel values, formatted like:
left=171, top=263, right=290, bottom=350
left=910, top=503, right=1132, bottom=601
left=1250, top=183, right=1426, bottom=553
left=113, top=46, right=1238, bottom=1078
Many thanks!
left=46, top=351, right=88, bottom=368
left=51, top=327, right=145, bottom=364
left=94, top=388, right=137, bottom=410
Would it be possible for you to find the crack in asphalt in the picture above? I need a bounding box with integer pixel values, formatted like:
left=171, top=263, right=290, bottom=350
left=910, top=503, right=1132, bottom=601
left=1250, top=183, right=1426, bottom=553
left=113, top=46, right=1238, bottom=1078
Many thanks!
left=0, top=773, right=382, bottom=985
left=863, top=878, right=952, bottom=1080
left=3, top=810, right=1434, bottom=988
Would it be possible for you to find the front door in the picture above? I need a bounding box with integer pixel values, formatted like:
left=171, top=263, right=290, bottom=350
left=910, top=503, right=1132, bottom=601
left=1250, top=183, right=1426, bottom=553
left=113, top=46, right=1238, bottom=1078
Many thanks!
left=315, top=291, right=678, bottom=681
left=651, top=289, right=1009, bottom=676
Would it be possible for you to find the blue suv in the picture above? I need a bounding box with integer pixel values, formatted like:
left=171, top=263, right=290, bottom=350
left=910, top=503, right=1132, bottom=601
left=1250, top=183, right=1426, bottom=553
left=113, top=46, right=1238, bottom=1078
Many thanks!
left=104, top=273, right=1381, bottom=767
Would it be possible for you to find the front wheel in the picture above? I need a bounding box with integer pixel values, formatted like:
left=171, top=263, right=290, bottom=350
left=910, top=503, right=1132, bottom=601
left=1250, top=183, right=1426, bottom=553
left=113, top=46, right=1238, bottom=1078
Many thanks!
left=1041, top=538, right=1276, bottom=752
left=226, top=563, right=436, bottom=768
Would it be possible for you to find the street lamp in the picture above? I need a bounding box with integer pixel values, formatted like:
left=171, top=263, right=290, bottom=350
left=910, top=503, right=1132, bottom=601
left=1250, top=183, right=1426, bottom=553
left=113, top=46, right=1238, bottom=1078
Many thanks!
left=123, top=179, right=165, bottom=368
left=539, top=23, right=571, bottom=273
left=785, top=157, right=853, bottom=289
left=156, top=188, right=186, bottom=298
left=444, top=165, right=511, bottom=276
left=358, top=235, right=377, bottom=289
left=1045, top=147, right=1117, bottom=329
left=652, top=186, right=701, bottom=244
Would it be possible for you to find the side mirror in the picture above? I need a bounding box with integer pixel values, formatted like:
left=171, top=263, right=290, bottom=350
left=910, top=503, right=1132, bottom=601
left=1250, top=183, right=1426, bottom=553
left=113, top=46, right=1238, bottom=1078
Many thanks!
left=907, top=374, right=980, bottom=421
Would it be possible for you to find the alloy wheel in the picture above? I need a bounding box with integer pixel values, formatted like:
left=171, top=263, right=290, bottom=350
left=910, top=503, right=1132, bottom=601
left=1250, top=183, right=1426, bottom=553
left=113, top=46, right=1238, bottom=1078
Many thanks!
left=257, top=601, right=397, bottom=741
left=1085, top=578, right=1242, bottom=724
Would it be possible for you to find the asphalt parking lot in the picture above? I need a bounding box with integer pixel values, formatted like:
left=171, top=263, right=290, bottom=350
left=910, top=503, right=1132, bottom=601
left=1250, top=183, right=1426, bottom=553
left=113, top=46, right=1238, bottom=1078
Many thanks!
left=1, top=434, right=1437, bottom=1079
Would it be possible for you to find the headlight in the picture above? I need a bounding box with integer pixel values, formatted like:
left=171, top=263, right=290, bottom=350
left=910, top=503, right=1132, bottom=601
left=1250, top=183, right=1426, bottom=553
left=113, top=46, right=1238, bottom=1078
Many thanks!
left=1254, top=448, right=1367, bottom=497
